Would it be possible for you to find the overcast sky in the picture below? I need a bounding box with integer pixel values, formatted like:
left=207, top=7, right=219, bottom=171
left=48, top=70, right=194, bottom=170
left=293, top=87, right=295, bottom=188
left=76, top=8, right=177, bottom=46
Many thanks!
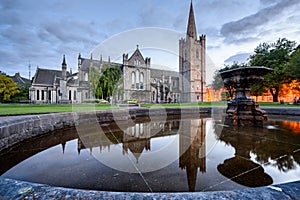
left=1, top=0, right=300, bottom=84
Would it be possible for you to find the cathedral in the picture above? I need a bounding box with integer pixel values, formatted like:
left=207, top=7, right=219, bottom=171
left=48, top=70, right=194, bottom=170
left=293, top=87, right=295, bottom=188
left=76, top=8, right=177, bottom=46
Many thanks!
left=29, top=2, right=206, bottom=104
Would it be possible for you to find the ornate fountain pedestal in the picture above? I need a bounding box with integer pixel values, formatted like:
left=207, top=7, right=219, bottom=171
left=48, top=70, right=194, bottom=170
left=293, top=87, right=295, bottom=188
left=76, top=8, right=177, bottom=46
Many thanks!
left=220, top=67, right=273, bottom=127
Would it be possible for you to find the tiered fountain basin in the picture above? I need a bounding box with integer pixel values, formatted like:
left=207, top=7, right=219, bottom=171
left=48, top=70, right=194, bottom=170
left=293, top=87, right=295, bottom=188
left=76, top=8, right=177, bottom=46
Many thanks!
left=220, top=66, right=273, bottom=127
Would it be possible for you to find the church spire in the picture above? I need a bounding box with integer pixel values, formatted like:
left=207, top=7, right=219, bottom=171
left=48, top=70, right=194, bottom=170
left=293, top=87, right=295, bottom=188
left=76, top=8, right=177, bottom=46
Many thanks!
left=186, top=0, right=197, bottom=39
left=62, top=54, right=67, bottom=68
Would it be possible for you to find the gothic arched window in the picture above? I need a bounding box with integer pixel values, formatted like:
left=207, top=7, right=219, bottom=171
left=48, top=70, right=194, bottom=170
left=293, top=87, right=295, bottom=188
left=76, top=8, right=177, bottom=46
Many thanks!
left=136, top=70, right=140, bottom=89
left=140, top=72, right=144, bottom=90
left=196, top=49, right=199, bottom=59
left=131, top=72, right=135, bottom=89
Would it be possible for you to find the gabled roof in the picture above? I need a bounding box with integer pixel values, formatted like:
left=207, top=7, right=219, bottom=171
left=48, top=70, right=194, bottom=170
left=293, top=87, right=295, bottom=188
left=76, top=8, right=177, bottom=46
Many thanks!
left=32, top=68, right=64, bottom=86
left=10, top=73, right=31, bottom=84
left=128, top=47, right=145, bottom=62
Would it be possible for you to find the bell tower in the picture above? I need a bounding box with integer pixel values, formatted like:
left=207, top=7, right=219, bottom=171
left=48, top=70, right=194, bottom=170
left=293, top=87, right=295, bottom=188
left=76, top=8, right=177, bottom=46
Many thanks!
left=179, top=1, right=206, bottom=102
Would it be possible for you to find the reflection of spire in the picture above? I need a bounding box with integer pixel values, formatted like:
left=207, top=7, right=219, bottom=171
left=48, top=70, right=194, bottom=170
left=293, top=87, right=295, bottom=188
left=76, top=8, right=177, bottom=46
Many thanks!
left=61, top=142, right=66, bottom=154
left=179, top=118, right=206, bottom=191
left=123, top=139, right=151, bottom=163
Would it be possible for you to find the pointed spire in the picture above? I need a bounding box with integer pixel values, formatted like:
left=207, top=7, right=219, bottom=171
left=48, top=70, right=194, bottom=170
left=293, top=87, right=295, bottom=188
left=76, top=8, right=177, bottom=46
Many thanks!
left=62, top=54, right=67, bottom=66
left=61, top=142, right=66, bottom=154
left=90, top=53, right=93, bottom=60
left=78, top=53, right=81, bottom=59
left=187, top=0, right=197, bottom=39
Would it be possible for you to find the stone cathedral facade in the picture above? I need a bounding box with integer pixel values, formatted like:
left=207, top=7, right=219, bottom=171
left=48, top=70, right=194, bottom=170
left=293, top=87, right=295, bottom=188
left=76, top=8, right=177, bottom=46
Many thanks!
left=29, top=2, right=206, bottom=104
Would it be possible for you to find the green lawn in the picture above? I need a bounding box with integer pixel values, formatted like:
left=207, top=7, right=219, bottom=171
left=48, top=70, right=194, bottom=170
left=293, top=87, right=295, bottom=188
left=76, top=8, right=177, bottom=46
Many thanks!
left=0, top=104, right=118, bottom=115
left=0, top=101, right=299, bottom=115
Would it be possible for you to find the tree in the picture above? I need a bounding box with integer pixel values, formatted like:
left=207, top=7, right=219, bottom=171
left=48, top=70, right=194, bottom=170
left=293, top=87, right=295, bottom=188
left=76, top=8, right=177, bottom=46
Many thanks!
left=212, top=62, right=248, bottom=100
left=11, top=83, right=30, bottom=102
left=0, top=74, right=19, bottom=102
left=250, top=82, right=267, bottom=101
left=89, top=66, right=102, bottom=98
left=89, top=64, right=122, bottom=100
left=98, top=65, right=122, bottom=99
left=249, top=38, right=296, bottom=102
left=288, top=45, right=300, bottom=80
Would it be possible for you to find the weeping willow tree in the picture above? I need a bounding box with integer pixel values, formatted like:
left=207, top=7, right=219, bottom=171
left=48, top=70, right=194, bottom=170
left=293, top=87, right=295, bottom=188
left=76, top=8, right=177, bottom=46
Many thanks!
left=89, top=66, right=101, bottom=98
left=89, top=64, right=122, bottom=100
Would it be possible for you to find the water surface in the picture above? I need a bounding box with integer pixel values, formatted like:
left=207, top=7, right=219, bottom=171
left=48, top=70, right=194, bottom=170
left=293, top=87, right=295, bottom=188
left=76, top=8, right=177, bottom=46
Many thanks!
left=1, top=116, right=300, bottom=192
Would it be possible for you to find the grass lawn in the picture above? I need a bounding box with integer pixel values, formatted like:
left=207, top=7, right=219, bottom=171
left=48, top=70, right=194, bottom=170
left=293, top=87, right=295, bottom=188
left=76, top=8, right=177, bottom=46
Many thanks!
left=0, top=101, right=299, bottom=116
left=0, top=104, right=118, bottom=115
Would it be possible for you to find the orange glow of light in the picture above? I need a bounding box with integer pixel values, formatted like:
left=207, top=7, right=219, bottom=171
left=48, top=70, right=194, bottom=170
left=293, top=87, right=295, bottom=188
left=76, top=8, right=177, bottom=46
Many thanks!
left=282, top=121, right=300, bottom=134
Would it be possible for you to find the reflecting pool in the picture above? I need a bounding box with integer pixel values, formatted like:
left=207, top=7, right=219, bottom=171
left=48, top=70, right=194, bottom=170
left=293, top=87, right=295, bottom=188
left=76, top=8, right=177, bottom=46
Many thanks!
left=1, top=115, right=300, bottom=192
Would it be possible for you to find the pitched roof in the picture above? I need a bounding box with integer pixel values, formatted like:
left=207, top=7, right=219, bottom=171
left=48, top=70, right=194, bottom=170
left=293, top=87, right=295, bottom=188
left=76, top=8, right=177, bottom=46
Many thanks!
left=10, top=73, right=31, bottom=84
left=150, top=68, right=179, bottom=78
left=81, top=58, right=102, bottom=71
left=128, top=47, right=145, bottom=62
left=81, top=58, right=122, bottom=71
left=33, top=68, right=63, bottom=86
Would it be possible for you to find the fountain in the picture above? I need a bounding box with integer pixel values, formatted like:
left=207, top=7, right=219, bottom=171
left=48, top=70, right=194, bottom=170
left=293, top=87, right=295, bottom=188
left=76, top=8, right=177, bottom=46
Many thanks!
left=220, top=66, right=273, bottom=127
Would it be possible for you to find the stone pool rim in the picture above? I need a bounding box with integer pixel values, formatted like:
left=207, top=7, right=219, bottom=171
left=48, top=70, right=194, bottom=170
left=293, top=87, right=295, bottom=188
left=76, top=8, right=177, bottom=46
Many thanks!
left=1, top=106, right=300, bottom=199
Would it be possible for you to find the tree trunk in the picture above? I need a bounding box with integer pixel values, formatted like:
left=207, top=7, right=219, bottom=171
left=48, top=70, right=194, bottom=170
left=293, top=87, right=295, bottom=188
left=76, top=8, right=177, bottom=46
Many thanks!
left=270, top=87, right=279, bottom=102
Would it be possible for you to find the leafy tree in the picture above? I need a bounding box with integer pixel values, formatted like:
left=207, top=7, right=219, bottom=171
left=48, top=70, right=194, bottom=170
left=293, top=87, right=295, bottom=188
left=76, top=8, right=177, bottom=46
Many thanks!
left=89, top=64, right=122, bottom=100
left=288, top=45, right=300, bottom=80
left=250, top=82, right=267, bottom=101
left=98, top=65, right=122, bottom=99
left=0, top=74, right=19, bottom=102
left=213, top=62, right=248, bottom=100
left=89, top=66, right=102, bottom=98
left=11, top=83, right=30, bottom=102
left=212, top=70, right=223, bottom=91
left=249, top=38, right=296, bottom=102
left=0, top=71, right=7, bottom=76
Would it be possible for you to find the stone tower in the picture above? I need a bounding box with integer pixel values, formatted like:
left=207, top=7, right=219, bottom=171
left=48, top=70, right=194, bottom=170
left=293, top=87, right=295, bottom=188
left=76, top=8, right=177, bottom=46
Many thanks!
left=179, top=1, right=206, bottom=102
left=60, top=55, right=68, bottom=100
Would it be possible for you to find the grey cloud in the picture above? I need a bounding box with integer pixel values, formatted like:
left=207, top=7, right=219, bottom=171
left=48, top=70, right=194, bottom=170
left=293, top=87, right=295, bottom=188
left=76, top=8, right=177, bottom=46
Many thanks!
left=42, top=20, right=99, bottom=45
left=0, top=0, right=21, bottom=10
left=138, top=3, right=173, bottom=28
left=220, top=0, right=300, bottom=44
left=260, top=0, right=281, bottom=6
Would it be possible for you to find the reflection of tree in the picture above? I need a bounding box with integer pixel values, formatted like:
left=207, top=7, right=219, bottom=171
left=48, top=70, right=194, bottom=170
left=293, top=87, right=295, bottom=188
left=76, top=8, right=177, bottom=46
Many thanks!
left=217, top=127, right=273, bottom=187
left=218, top=123, right=300, bottom=175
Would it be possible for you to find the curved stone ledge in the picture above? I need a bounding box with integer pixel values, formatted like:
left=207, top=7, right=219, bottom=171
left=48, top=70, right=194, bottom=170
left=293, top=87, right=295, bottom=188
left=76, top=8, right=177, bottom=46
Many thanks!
left=0, top=107, right=214, bottom=151
left=0, top=177, right=299, bottom=199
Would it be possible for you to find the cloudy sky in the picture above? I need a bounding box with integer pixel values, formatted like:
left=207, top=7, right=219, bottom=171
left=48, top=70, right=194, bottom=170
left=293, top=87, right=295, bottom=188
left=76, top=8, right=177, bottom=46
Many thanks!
left=1, top=0, right=300, bottom=84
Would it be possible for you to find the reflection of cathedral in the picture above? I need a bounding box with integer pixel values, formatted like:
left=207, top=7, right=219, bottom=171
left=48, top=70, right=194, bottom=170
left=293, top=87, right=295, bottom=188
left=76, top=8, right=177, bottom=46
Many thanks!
left=179, top=118, right=206, bottom=191
left=77, top=120, right=181, bottom=156
left=76, top=117, right=207, bottom=192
